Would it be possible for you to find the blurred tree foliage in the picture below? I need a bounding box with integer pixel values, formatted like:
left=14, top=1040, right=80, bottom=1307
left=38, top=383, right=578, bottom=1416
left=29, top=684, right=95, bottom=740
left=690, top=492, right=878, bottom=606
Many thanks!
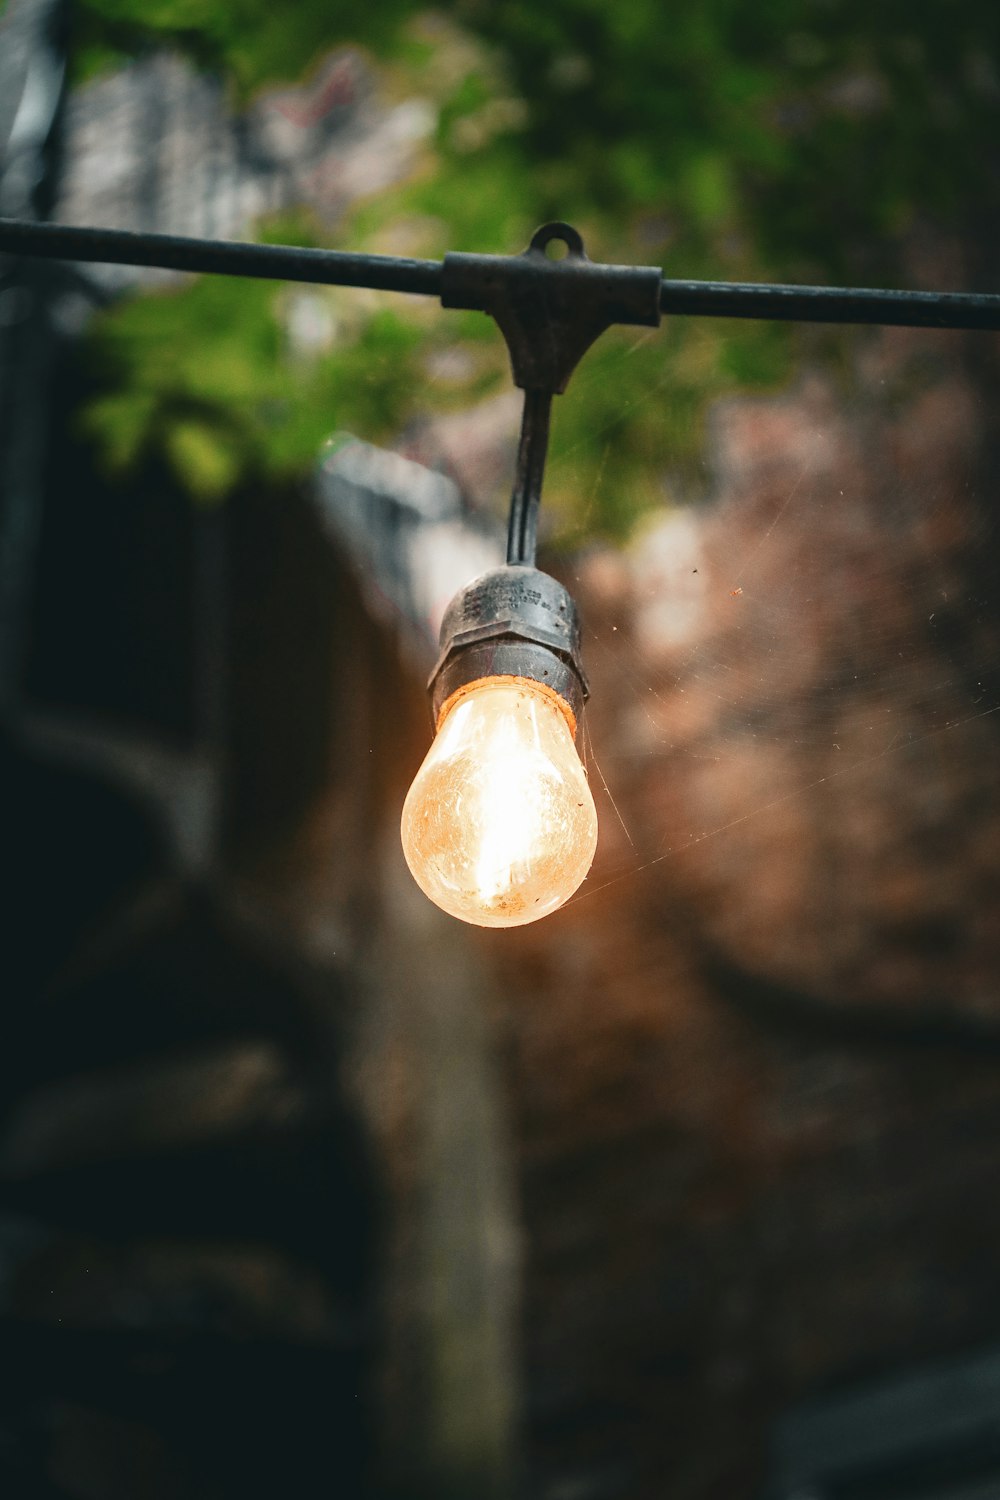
left=70, top=0, right=1000, bottom=539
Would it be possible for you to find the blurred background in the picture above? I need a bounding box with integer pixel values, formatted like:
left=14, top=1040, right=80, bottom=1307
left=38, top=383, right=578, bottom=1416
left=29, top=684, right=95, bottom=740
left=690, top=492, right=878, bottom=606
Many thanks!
left=2, top=0, right=1000, bottom=1496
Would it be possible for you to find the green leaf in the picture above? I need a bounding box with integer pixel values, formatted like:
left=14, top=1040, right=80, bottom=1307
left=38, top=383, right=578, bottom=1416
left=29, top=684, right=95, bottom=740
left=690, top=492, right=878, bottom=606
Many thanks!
left=164, top=419, right=243, bottom=502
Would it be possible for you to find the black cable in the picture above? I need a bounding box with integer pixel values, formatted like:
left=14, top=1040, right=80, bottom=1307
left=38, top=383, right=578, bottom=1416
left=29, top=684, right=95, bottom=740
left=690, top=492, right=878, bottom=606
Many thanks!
left=3, top=218, right=1000, bottom=329
left=0, top=217, right=443, bottom=297
left=659, top=276, right=1000, bottom=330
left=507, top=390, right=552, bottom=568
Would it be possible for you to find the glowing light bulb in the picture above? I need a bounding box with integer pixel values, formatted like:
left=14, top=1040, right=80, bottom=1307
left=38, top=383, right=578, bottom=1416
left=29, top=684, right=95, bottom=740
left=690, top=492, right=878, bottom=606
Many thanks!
left=401, top=675, right=598, bottom=928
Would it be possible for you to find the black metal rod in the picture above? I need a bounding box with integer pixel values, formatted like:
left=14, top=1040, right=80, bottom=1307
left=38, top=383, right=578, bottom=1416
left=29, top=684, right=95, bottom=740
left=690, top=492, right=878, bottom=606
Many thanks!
left=659, top=276, right=1000, bottom=330
left=507, top=389, right=552, bottom=567
left=0, top=217, right=443, bottom=296
left=3, top=217, right=1000, bottom=329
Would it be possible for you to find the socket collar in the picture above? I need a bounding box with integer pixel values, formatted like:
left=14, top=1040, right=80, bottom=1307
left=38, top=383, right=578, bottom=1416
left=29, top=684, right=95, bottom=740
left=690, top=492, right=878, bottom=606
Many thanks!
left=428, top=566, right=589, bottom=729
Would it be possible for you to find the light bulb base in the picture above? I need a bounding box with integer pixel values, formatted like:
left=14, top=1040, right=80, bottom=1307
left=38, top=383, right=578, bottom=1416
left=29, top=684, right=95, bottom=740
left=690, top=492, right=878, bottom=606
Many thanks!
left=429, top=566, right=589, bottom=729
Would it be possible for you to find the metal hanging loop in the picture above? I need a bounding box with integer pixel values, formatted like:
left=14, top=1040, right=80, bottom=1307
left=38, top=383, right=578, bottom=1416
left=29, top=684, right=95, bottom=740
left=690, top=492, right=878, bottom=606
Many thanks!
left=441, top=220, right=662, bottom=395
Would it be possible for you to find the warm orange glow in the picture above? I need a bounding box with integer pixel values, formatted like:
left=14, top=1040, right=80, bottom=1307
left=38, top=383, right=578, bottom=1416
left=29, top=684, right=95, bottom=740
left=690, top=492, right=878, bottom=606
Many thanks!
left=401, top=676, right=598, bottom=927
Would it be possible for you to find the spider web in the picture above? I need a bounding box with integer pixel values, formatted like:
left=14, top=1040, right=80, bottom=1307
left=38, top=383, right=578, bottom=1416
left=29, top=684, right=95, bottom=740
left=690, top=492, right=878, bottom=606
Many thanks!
left=544, top=322, right=1000, bottom=1019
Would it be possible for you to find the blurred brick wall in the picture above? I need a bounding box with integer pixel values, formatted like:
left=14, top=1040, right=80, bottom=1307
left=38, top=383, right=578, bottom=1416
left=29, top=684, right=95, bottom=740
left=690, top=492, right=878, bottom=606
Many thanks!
left=485, top=317, right=1000, bottom=1500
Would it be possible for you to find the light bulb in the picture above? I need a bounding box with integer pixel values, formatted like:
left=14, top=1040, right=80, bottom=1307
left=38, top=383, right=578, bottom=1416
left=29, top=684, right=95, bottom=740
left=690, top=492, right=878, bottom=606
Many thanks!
left=401, top=675, right=598, bottom=928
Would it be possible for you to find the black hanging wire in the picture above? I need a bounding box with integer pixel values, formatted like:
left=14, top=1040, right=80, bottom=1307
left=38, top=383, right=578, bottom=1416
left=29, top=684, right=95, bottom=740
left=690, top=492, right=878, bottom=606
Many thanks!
left=507, top=390, right=552, bottom=567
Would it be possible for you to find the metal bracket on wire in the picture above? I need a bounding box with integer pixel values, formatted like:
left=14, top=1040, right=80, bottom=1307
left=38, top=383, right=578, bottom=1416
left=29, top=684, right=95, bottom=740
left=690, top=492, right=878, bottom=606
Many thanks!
left=442, top=220, right=662, bottom=393
left=443, top=221, right=663, bottom=565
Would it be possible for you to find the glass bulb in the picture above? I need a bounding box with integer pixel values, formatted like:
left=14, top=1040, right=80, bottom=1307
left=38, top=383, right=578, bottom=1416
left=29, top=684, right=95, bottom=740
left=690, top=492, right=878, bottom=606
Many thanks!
left=401, top=676, right=598, bottom=928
